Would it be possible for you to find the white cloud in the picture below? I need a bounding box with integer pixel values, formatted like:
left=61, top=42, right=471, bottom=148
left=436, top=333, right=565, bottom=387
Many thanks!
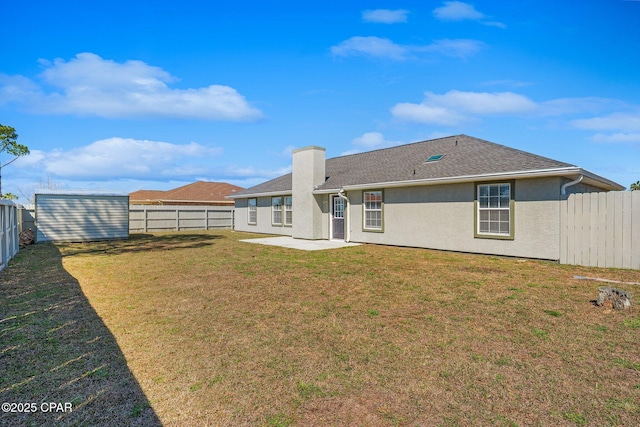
left=591, top=133, right=640, bottom=144
left=391, top=103, right=463, bottom=126
left=391, top=90, right=537, bottom=125
left=331, top=37, right=483, bottom=61
left=362, top=9, right=409, bottom=24
left=433, top=1, right=484, bottom=21
left=416, top=39, right=484, bottom=59
left=433, top=1, right=505, bottom=28
left=0, top=53, right=263, bottom=121
left=342, top=132, right=405, bottom=155
left=570, top=112, right=640, bottom=132
left=482, top=79, right=534, bottom=88
left=15, top=137, right=223, bottom=180
left=331, top=37, right=408, bottom=60
left=538, top=97, right=623, bottom=117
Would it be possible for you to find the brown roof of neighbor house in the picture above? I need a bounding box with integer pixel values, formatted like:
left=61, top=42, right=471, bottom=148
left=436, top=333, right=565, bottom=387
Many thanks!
left=130, top=181, right=244, bottom=203
left=128, top=190, right=166, bottom=201
left=231, top=134, right=623, bottom=197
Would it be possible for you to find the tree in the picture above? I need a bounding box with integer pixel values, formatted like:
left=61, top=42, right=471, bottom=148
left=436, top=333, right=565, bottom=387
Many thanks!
left=19, top=175, right=63, bottom=204
left=1, top=192, right=18, bottom=200
left=1, top=124, right=30, bottom=196
left=631, top=181, right=640, bottom=191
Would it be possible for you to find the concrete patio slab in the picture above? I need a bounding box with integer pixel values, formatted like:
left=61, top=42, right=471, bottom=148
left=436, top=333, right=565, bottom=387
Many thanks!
left=240, top=236, right=361, bottom=251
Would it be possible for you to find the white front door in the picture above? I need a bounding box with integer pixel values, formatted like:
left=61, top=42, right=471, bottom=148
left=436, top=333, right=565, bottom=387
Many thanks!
left=331, top=195, right=345, bottom=240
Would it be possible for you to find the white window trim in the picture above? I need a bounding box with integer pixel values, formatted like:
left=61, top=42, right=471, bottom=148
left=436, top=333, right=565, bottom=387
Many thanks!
left=476, top=182, right=513, bottom=239
left=272, top=196, right=283, bottom=225
left=284, top=196, right=292, bottom=226
left=247, top=198, right=257, bottom=225
left=363, top=190, right=383, bottom=231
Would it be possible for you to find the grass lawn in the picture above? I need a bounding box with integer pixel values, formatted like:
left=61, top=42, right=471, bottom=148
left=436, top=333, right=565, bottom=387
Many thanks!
left=1, top=230, right=639, bottom=426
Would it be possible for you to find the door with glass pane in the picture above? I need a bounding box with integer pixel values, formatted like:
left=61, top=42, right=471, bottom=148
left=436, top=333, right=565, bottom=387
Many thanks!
left=332, top=195, right=345, bottom=240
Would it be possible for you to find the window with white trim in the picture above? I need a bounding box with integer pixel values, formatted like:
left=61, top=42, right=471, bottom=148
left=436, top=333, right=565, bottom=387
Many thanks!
left=272, top=197, right=282, bottom=225
left=477, top=183, right=511, bottom=236
left=363, top=190, right=383, bottom=230
left=284, top=196, right=292, bottom=226
left=247, top=198, right=257, bottom=224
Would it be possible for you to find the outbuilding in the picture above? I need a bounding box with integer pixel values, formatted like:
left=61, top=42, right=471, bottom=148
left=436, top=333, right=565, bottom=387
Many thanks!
left=35, top=191, right=129, bottom=243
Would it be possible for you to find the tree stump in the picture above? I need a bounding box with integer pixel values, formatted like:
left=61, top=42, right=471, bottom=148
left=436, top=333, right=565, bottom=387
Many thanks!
left=596, top=287, right=632, bottom=310
left=19, top=229, right=35, bottom=247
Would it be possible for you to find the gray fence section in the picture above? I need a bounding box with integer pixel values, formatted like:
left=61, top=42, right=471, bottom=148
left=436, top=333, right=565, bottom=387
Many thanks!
left=19, top=204, right=36, bottom=234
left=560, top=191, right=639, bottom=269
left=129, top=205, right=235, bottom=232
left=1, top=201, right=19, bottom=271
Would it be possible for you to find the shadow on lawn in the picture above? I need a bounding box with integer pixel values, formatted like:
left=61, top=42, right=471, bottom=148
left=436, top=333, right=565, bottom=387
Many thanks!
left=59, top=232, right=224, bottom=257
left=0, top=244, right=162, bottom=426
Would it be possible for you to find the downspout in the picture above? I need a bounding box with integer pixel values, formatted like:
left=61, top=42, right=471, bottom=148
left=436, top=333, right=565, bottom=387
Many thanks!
left=561, top=175, right=583, bottom=195
left=559, top=174, right=583, bottom=263
left=337, top=189, right=350, bottom=242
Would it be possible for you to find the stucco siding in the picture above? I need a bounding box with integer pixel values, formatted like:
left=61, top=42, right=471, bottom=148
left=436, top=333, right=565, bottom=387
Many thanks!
left=234, top=196, right=292, bottom=236
left=346, top=177, right=563, bottom=260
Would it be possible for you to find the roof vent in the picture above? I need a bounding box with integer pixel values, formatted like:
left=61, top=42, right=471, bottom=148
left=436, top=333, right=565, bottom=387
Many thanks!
left=425, top=154, right=444, bottom=163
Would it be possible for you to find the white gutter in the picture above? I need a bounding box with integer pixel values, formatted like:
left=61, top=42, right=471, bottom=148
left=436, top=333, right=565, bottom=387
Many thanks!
left=226, top=190, right=292, bottom=199
left=337, top=189, right=351, bottom=242
left=313, top=167, right=624, bottom=193
left=561, top=175, right=584, bottom=195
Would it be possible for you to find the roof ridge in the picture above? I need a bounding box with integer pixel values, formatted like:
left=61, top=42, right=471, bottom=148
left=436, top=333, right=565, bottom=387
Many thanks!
left=329, top=134, right=465, bottom=160
left=469, top=135, right=576, bottom=167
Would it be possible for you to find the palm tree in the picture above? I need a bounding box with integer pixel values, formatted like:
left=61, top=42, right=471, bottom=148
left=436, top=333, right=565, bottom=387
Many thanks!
left=631, top=181, right=640, bottom=191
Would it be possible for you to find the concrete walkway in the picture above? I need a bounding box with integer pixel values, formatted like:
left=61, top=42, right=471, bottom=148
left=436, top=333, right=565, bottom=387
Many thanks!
left=240, top=236, right=361, bottom=251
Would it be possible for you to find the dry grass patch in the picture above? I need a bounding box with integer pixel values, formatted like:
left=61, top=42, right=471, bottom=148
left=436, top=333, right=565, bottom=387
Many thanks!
left=3, top=230, right=640, bottom=426
left=0, top=242, right=160, bottom=426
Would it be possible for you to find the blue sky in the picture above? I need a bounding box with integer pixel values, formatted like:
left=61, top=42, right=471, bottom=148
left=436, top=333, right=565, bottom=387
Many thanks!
left=2, top=0, right=639, bottom=202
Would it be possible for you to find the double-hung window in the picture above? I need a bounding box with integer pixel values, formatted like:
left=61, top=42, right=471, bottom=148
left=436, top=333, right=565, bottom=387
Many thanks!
left=284, top=196, right=293, bottom=226
left=248, top=198, right=257, bottom=224
left=272, top=196, right=283, bottom=225
left=476, top=182, right=513, bottom=239
left=363, top=190, right=383, bottom=231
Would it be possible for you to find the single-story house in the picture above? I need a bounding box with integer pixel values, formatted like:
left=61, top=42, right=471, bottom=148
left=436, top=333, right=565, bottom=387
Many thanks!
left=230, top=135, right=624, bottom=260
left=130, top=181, right=244, bottom=206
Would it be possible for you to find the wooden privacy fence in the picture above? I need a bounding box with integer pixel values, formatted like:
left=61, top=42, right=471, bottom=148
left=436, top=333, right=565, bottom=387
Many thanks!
left=0, top=201, right=19, bottom=271
left=560, top=191, right=639, bottom=269
left=129, top=205, right=235, bottom=232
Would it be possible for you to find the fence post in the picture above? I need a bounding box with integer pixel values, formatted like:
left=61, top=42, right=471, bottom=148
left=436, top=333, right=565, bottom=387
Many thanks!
left=1, top=205, right=5, bottom=269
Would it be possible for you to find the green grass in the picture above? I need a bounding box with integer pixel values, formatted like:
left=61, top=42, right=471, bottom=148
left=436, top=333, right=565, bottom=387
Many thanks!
left=2, top=230, right=639, bottom=426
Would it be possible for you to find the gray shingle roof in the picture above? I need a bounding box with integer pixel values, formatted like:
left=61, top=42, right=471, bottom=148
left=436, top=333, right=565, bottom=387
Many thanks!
left=233, top=134, right=580, bottom=196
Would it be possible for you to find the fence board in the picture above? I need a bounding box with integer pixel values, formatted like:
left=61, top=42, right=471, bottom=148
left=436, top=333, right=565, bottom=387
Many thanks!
left=613, top=193, right=624, bottom=268
left=559, top=193, right=568, bottom=264
left=0, top=202, right=19, bottom=271
left=589, top=193, right=601, bottom=265
left=621, top=192, right=632, bottom=269
left=581, top=194, right=590, bottom=266
left=597, top=192, right=607, bottom=268
left=632, top=191, right=640, bottom=269
left=129, top=205, right=234, bottom=232
left=561, top=191, right=638, bottom=270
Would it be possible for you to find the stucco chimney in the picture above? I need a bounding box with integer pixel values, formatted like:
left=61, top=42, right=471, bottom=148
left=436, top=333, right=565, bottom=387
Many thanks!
left=292, top=146, right=326, bottom=239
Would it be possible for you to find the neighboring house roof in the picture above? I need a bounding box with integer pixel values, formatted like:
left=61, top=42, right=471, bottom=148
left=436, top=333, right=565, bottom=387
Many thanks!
left=231, top=134, right=623, bottom=197
left=128, top=190, right=166, bottom=201
left=130, top=181, right=244, bottom=204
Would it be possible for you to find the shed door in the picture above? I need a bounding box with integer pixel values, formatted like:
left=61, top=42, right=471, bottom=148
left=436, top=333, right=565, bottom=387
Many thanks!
left=332, top=195, right=345, bottom=240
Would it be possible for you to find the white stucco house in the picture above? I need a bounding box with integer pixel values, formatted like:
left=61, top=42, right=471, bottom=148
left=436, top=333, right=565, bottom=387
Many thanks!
left=230, top=135, right=623, bottom=260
